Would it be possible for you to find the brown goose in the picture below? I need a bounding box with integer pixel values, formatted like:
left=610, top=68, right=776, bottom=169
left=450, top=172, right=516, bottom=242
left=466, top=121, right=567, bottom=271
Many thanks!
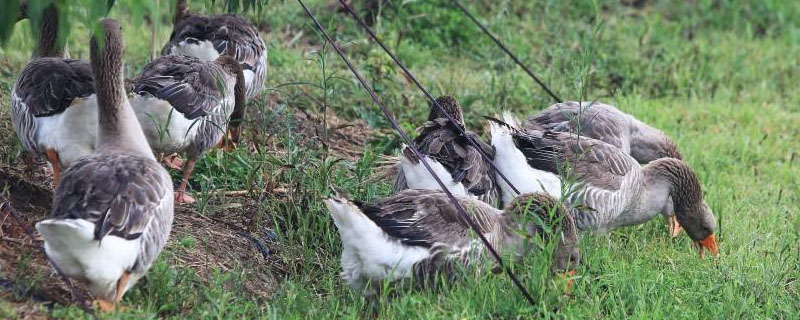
left=10, top=4, right=96, bottom=184
left=495, top=116, right=718, bottom=257
left=162, top=0, right=267, bottom=99
left=523, top=101, right=685, bottom=236
left=393, top=96, right=497, bottom=205
left=131, top=54, right=246, bottom=204
left=325, top=189, right=579, bottom=295
left=36, top=19, right=173, bottom=312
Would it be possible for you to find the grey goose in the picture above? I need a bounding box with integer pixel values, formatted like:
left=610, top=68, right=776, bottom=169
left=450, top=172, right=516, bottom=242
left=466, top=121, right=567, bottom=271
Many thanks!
left=10, top=4, right=96, bottom=185
left=131, top=53, right=246, bottom=204
left=393, top=96, right=498, bottom=205
left=492, top=115, right=718, bottom=257
left=325, top=189, right=579, bottom=295
left=36, top=19, right=174, bottom=312
left=163, top=0, right=267, bottom=99
left=523, top=101, right=685, bottom=236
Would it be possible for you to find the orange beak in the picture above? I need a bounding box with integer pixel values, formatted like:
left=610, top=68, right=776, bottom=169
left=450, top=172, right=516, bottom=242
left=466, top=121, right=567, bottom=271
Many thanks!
left=558, top=270, right=576, bottom=294
left=697, top=233, right=719, bottom=258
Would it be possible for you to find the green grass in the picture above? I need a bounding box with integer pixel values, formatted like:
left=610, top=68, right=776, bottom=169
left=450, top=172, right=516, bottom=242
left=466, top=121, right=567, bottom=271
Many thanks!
left=1, top=0, right=799, bottom=318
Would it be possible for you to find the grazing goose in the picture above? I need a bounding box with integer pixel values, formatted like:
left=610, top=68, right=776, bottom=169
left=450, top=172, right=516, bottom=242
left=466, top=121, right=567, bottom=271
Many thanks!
left=325, top=189, right=580, bottom=295
left=10, top=4, right=96, bottom=184
left=131, top=54, right=246, bottom=204
left=393, top=96, right=497, bottom=204
left=492, top=116, right=718, bottom=257
left=35, top=19, right=173, bottom=312
left=162, top=0, right=267, bottom=99
left=523, top=101, right=685, bottom=236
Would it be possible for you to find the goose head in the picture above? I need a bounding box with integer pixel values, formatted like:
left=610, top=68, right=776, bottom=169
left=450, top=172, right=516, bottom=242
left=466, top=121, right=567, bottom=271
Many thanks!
left=428, top=96, right=465, bottom=127
left=650, top=158, right=718, bottom=257
left=505, top=193, right=581, bottom=273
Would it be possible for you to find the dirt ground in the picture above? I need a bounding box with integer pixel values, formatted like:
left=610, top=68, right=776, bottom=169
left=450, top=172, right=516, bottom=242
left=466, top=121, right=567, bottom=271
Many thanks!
left=0, top=96, right=377, bottom=318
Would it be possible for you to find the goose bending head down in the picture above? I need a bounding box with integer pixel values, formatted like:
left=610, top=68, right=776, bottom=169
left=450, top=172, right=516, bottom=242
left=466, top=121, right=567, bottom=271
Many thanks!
left=523, top=101, right=685, bottom=236
left=131, top=53, right=246, bottom=204
left=501, top=115, right=718, bottom=257
left=393, top=96, right=497, bottom=205
left=35, top=19, right=174, bottom=312
left=324, top=189, right=579, bottom=295
left=10, top=4, right=96, bottom=185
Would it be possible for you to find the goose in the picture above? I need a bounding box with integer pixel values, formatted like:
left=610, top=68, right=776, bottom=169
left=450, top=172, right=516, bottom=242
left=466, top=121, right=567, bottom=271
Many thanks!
left=35, top=19, right=173, bottom=312
left=10, top=4, right=96, bottom=185
left=393, top=96, right=498, bottom=205
left=491, top=115, right=718, bottom=257
left=523, top=101, right=685, bottom=236
left=162, top=0, right=267, bottom=99
left=131, top=53, right=246, bottom=204
left=325, top=189, right=580, bottom=295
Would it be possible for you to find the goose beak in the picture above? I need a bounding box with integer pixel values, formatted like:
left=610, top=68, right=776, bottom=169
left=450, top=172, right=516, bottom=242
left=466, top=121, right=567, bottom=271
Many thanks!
left=697, top=233, right=719, bottom=258
left=557, top=270, right=576, bottom=294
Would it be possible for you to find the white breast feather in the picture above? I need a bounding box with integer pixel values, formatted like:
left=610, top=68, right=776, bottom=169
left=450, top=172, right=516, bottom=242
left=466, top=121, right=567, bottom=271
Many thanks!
left=130, top=94, right=200, bottom=154
left=400, top=153, right=469, bottom=197
left=325, top=199, right=431, bottom=293
left=490, top=122, right=562, bottom=205
left=35, top=219, right=140, bottom=299
left=35, top=95, right=99, bottom=168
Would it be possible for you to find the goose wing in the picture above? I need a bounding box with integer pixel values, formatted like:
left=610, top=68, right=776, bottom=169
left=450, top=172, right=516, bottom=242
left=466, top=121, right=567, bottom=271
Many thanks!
left=51, top=154, right=173, bottom=243
left=524, top=102, right=627, bottom=150
left=13, top=58, right=94, bottom=117
left=513, top=130, right=638, bottom=191
left=359, top=189, right=502, bottom=248
left=411, top=119, right=496, bottom=197
left=133, top=55, right=225, bottom=120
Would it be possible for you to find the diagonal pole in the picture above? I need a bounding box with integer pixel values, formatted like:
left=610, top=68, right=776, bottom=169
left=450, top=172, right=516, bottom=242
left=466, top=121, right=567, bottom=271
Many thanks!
left=336, top=0, right=522, bottom=196
left=296, top=0, right=537, bottom=306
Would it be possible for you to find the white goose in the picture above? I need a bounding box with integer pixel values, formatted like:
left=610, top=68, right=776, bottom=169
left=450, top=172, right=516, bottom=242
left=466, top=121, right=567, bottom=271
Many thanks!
left=10, top=4, right=96, bottom=184
left=523, top=101, right=685, bottom=236
left=35, top=19, right=173, bottom=312
left=131, top=54, right=246, bottom=204
left=492, top=115, right=718, bottom=257
left=393, top=96, right=497, bottom=204
left=325, top=189, right=579, bottom=295
left=162, top=0, right=267, bottom=99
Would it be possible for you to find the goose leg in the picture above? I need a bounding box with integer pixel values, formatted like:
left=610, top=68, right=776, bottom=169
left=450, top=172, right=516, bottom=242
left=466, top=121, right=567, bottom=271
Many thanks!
left=217, top=130, right=237, bottom=152
left=93, top=299, right=116, bottom=312
left=161, top=153, right=184, bottom=170
left=667, top=215, right=683, bottom=238
left=114, top=271, right=130, bottom=303
left=175, top=158, right=197, bottom=204
left=44, top=148, right=61, bottom=186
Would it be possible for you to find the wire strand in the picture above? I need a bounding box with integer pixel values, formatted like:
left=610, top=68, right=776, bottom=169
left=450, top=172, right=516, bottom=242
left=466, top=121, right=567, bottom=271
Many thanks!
left=336, top=0, right=521, bottom=196
left=451, top=0, right=562, bottom=103
left=296, top=0, right=537, bottom=306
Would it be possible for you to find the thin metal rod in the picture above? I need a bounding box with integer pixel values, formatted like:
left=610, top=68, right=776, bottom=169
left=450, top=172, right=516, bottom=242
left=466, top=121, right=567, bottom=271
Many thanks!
left=296, top=0, right=536, bottom=306
left=0, top=194, right=96, bottom=318
left=336, top=0, right=521, bottom=196
left=451, top=0, right=563, bottom=103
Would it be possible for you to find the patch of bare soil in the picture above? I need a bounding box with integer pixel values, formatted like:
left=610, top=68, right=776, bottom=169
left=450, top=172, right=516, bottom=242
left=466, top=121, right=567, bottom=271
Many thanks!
left=0, top=167, right=283, bottom=316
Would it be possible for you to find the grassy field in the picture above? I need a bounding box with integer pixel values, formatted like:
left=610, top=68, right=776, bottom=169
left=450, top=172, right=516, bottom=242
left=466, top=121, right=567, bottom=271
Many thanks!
left=1, top=0, right=799, bottom=318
